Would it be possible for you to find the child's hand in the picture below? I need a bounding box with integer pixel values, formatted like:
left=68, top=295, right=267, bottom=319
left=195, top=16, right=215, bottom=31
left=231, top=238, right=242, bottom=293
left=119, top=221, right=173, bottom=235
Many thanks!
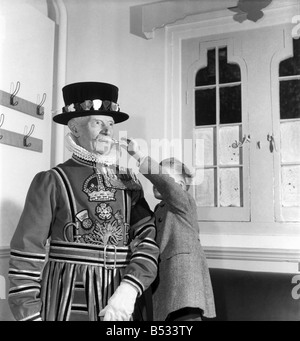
left=120, top=137, right=146, bottom=162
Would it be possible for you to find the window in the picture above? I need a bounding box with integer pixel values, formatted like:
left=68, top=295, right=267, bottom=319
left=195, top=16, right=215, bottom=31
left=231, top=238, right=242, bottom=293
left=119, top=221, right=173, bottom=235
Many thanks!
left=178, top=18, right=300, bottom=246
left=192, top=44, right=249, bottom=221
left=277, top=38, right=300, bottom=221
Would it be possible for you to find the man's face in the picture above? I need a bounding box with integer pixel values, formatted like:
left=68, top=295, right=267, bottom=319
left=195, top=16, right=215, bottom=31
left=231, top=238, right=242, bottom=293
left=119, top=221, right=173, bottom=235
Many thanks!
left=76, top=115, right=115, bottom=155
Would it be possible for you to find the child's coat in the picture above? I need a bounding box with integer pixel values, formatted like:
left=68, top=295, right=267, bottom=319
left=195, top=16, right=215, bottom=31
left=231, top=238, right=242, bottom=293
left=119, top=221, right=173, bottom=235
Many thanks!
left=140, top=157, right=216, bottom=321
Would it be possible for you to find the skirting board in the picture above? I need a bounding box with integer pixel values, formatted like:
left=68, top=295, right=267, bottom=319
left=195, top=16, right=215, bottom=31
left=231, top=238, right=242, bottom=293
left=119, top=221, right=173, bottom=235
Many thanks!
left=203, top=246, right=300, bottom=263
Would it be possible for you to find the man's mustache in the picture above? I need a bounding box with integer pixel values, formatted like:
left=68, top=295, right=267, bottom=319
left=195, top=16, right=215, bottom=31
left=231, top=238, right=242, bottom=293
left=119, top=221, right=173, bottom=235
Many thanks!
left=95, top=134, right=112, bottom=143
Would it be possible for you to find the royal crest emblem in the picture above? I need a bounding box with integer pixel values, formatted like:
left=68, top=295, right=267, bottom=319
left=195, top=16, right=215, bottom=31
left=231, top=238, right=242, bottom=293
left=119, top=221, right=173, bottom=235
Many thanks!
left=83, top=171, right=116, bottom=202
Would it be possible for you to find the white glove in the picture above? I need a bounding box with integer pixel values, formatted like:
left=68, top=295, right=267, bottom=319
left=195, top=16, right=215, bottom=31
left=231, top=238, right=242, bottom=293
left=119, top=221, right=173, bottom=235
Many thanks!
left=99, top=282, right=138, bottom=321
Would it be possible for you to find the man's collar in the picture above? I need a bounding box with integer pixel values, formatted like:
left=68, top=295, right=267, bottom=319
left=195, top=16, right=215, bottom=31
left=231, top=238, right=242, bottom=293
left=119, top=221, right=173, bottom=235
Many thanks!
left=65, top=133, right=118, bottom=166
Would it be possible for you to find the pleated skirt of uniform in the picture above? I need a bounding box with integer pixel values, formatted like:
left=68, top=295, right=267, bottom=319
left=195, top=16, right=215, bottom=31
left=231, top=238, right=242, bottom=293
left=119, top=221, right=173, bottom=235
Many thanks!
left=40, top=260, right=125, bottom=321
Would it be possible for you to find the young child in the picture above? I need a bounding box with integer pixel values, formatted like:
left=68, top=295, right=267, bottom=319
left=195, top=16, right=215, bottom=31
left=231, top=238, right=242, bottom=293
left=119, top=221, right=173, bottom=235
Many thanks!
left=123, top=138, right=216, bottom=321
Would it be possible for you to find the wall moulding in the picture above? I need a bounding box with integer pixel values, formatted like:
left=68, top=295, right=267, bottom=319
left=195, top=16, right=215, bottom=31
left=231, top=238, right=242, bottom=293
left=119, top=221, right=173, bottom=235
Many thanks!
left=204, top=246, right=300, bottom=264
left=130, top=0, right=238, bottom=39
left=129, top=0, right=292, bottom=40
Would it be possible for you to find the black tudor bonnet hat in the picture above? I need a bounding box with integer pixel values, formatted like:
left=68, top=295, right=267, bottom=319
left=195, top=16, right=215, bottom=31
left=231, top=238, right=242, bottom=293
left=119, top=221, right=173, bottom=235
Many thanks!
left=53, top=82, right=130, bottom=125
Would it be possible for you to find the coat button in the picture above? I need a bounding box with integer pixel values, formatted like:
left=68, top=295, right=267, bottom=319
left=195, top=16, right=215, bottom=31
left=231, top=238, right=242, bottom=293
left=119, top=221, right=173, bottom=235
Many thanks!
left=158, top=217, right=163, bottom=223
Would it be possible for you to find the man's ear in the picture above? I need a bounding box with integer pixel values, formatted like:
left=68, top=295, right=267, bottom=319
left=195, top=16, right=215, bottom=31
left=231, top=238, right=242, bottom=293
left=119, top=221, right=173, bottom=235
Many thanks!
left=72, top=126, right=80, bottom=138
left=68, top=121, right=80, bottom=138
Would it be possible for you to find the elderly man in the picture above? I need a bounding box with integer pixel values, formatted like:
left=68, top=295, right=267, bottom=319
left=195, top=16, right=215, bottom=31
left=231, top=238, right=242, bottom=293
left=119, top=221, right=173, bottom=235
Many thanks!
left=8, top=82, right=159, bottom=321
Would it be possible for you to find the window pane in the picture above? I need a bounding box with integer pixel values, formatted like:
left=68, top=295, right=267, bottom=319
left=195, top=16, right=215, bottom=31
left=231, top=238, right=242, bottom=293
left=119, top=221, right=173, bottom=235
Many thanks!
left=279, top=39, right=300, bottom=77
left=220, top=168, right=242, bottom=207
left=281, top=166, right=300, bottom=207
left=280, top=121, right=300, bottom=163
left=195, top=89, right=216, bottom=126
left=196, top=48, right=216, bottom=86
left=220, top=85, right=242, bottom=124
left=195, top=128, right=215, bottom=166
left=195, top=168, right=216, bottom=207
left=219, top=126, right=242, bottom=165
left=219, top=47, right=241, bottom=84
left=280, top=80, right=300, bottom=119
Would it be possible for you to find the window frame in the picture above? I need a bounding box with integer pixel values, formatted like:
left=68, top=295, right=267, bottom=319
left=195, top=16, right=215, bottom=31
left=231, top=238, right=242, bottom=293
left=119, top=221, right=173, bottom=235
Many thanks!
left=187, top=39, right=250, bottom=222
left=167, top=6, right=300, bottom=251
left=272, top=33, right=300, bottom=222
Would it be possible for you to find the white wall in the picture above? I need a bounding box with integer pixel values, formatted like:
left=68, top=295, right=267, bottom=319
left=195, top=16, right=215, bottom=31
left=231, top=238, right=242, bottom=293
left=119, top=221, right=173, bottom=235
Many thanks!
left=4, top=0, right=49, bottom=16
left=0, top=0, right=55, bottom=321
left=0, top=0, right=54, bottom=246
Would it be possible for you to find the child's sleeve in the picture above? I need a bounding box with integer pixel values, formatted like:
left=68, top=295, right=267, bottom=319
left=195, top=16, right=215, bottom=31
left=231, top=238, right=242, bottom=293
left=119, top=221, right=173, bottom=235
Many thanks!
left=139, top=156, right=190, bottom=214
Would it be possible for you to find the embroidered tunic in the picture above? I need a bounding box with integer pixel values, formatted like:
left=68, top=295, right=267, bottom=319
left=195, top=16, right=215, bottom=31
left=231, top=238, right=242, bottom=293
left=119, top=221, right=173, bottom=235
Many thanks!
left=8, top=154, right=159, bottom=321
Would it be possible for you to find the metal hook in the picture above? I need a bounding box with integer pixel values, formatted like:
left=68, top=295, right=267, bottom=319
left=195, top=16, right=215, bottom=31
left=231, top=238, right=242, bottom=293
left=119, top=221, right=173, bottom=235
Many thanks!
left=37, top=93, right=47, bottom=116
left=10, top=81, right=21, bottom=106
left=0, top=114, right=4, bottom=140
left=23, top=124, right=35, bottom=148
left=267, top=134, right=277, bottom=153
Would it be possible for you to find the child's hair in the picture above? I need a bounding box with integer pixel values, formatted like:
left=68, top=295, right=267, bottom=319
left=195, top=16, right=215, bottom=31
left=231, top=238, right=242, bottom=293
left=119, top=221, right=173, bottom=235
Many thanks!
left=159, top=157, right=194, bottom=188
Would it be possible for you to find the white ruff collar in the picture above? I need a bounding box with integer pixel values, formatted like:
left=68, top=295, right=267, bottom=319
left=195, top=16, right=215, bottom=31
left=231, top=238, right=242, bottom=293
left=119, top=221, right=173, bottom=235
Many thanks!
left=65, top=133, right=119, bottom=166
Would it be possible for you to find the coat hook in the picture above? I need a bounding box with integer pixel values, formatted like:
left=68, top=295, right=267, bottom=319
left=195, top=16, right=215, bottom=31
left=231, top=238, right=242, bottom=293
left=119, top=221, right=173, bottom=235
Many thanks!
left=37, top=93, right=47, bottom=116
left=23, top=124, right=35, bottom=148
left=10, top=81, right=21, bottom=106
left=0, top=114, right=4, bottom=140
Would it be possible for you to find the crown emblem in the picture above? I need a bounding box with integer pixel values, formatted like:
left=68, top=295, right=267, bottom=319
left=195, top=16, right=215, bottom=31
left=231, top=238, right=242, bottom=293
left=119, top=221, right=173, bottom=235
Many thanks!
left=83, top=172, right=116, bottom=202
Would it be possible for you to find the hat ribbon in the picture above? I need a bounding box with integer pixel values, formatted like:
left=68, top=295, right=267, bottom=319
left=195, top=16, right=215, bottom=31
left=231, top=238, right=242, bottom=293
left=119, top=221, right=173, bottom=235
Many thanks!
left=63, top=99, right=120, bottom=113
